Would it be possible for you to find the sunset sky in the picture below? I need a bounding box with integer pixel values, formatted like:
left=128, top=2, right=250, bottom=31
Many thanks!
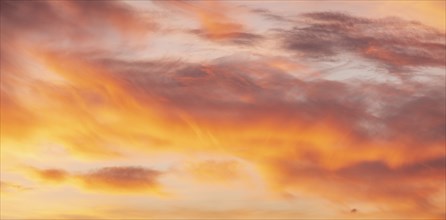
left=1, top=0, right=445, bottom=219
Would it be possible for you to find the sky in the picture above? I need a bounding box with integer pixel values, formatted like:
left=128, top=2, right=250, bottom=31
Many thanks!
left=0, top=0, right=445, bottom=219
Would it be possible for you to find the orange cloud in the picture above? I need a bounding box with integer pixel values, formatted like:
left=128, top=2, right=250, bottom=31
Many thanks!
left=1, top=1, right=444, bottom=218
left=187, top=160, right=242, bottom=183
left=261, top=155, right=446, bottom=218
left=26, top=166, right=164, bottom=194
left=80, top=167, right=163, bottom=193
left=4, top=47, right=443, bottom=169
left=156, top=0, right=261, bottom=44
left=36, top=169, right=68, bottom=183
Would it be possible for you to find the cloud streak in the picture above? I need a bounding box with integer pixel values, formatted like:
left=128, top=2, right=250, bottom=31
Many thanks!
left=27, top=166, right=164, bottom=194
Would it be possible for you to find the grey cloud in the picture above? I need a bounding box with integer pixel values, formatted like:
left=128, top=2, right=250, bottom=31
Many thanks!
left=281, top=12, right=445, bottom=72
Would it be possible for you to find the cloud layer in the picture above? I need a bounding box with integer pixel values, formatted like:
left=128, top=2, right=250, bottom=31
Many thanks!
left=1, top=1, right=444, bottom=219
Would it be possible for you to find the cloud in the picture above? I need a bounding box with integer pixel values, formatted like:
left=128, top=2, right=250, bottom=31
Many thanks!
left=27, top=166, right=164, bottom=194
left=190, top=29, right=263, bottom=45
left=0, top=181, right=31, bottom=193
left=281, top=12, right=445, bottom=72
left=81, top=167, right=162, bottom=192
left=267, top=155, right=445, bottom=215
left=5, top=46, right=442, bottom=215
left=98, top=54, right=444, bottom=215
left=250, top=8, right=294, bottom=23
left=35, top=169, right=69, bottom=183
left=0, top=3, right=444, bottom=218
left=0, top=0, right=155, bottom=52
left=7, top=49, right=440, bottom=168
left=78, top=54, right=444, bottom=185
left=155, top=0, right=262, bottom=45
left=187, top=160, right=242, bottom=183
